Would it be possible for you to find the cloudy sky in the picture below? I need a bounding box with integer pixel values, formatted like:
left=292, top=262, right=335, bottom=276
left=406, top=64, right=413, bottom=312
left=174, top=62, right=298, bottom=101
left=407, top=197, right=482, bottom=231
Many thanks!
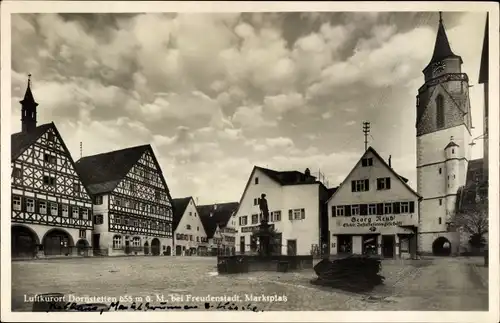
left=10, top=11, right=487, bottom=205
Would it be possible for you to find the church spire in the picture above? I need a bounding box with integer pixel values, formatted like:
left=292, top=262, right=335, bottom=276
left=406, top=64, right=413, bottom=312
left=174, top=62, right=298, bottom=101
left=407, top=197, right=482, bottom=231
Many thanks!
left=20, top=73, right=39, bottom=133
left=425, top=12, right=462, bottom=70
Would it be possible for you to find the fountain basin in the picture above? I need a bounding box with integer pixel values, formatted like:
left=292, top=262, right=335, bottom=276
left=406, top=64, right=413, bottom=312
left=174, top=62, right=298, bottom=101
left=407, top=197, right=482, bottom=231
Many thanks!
left=217, top=255, right=313, bottom=274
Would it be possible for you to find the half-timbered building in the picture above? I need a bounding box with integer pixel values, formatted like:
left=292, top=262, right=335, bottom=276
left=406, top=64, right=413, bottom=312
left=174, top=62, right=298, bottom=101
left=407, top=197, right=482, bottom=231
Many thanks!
left=75, top=144, right=174, bottom=256
left=11, top=79, right=94, bottom=259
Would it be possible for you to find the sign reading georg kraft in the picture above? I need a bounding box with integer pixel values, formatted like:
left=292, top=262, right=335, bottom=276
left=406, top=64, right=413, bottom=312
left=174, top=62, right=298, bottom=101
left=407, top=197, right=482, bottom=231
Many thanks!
left=336, top=214, right=416, bottom=234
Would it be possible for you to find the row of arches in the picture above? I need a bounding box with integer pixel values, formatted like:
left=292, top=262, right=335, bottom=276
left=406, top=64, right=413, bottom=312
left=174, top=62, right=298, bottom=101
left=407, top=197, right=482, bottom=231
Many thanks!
left=112, top=235, right=170, bottom=256
left=11, top=225, right=89, bottom=258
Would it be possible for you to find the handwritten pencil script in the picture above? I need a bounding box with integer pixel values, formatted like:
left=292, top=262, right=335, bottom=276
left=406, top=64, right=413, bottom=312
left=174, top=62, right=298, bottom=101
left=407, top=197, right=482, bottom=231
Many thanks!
left=46, top=301, right=262, bottom=314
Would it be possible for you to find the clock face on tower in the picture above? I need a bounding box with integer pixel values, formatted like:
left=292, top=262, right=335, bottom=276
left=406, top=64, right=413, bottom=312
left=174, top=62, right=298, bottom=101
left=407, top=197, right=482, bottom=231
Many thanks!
left=432, top=61, right=446, bottom=74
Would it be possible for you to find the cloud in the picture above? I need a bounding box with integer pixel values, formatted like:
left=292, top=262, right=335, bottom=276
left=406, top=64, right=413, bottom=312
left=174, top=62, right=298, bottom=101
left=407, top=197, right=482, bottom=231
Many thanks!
left=10, top=12, right=485, bottom=204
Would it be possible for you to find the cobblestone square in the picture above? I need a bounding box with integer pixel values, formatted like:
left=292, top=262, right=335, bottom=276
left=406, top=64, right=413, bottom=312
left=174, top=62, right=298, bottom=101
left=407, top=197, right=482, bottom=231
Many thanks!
left=11, top=256, right=488, bottom=312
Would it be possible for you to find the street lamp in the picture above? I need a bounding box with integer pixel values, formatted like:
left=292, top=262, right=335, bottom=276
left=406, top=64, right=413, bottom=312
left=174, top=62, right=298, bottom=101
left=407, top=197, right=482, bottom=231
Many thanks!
left=469, top=133, right=487, bottom=146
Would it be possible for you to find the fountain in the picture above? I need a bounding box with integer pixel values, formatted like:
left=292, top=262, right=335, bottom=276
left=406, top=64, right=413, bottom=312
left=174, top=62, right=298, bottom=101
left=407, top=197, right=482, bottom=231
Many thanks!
left=217, top=194, right=313, bottom=274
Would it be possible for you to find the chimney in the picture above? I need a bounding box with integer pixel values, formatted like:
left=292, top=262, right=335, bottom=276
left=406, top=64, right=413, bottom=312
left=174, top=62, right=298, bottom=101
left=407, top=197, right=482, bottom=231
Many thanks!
left=305, top=168, right=311, bottom=176
left=388, top=155, right=392, bottom=168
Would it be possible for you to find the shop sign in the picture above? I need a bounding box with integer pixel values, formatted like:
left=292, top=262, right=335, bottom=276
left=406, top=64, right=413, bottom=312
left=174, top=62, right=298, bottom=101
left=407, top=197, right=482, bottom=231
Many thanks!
left=241, top=224, right=275, bottom=233
left=341, top=215, right=404, bottom=228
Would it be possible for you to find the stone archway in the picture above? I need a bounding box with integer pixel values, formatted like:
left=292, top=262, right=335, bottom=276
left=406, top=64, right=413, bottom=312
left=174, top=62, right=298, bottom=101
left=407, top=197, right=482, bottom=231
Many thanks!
left=151, top=238, right=160, bottom=256
left=76, top=239, right=89, bottom=256
left=432, top=237, right=452, bottom=256
left=144, top=241, right=149, bottom=255
left=166, top=246, right=172, bottom=256
left=11, top=225, right=40, bottom=258
left=42, top=229, right=74, bottom=256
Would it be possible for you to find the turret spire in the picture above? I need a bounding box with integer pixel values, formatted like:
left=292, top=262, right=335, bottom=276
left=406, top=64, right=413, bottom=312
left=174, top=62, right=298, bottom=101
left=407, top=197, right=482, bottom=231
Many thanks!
left=20, top=73, right=39, bottom=133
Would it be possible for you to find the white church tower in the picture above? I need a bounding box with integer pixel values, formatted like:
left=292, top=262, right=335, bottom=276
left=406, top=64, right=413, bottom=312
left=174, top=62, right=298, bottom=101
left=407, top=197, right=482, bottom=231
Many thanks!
left=416, top=13, right=472, bottom=256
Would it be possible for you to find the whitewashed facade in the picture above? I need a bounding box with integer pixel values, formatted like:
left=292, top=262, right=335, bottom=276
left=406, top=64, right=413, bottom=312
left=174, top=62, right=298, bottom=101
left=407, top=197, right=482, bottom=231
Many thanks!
left=172, top=197, right=208, bottom=256
left=234, top=166, right=329, bottom=256
left=328, top=147, right=420, bottom=258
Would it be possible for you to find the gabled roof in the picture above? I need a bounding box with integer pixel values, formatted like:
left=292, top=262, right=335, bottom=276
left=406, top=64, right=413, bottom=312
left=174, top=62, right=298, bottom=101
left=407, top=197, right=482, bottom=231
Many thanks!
left=326, top=146, right=421, bottom=204
left=479, top=13, right=489, bottom=84
left=197, top=202, right=239, bottom=238
left=233, top=165, right=326, bottom=216
left=11, top=122, right=94, bottom=199
left=75, top=144, right=149, bottom=195
left=172, top=197, right=192, bottom=232
left=11, top=123, right=53, bottom=160
left=424, top=14, right=462, bottom=72
left=255, top=166, right=318, bottom=185
left=74, top=144, right=173, bottom=205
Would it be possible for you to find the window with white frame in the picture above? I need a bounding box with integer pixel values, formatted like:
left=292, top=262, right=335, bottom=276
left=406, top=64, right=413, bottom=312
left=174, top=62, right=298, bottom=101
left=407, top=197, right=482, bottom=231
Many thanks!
left=351, top=205, right=360, bottom=216
left=271, top=211, right=282, bottom=222
left=351, top=179, right=369, bottom=192
left=50, top=203, right=58, bottom=215
left=361, top=158, right=373, bottom=167
left=132, top=237, right=141, bottom=247
left=290, top=208, right=305, bottom=220
left=376, top=177, right=391, bottom=190
left=239, top=216, right=248, bottom=226
left=72, top=207, right=79, bottom=218
left=400, top=202, right=410, bottom=213
left=95, top=195, right=103, bottom=205
left=13, top=196, right=21, bottom=211
left=368, top=204, right=377, bottom=215
left=62, top=205, right=69, bottom=217
left=251, top=214, right=259, bottom=224
left=336, top=206, right=345, bottom=217
left=384, top=203, right=393, bottom=214
left=26, top=199, right=35, bottom=212
left=82, top=209, right=89, bottom=220
left=113, top=235, right=122, bottom=249
left=79, top=229, right=86, bottom=238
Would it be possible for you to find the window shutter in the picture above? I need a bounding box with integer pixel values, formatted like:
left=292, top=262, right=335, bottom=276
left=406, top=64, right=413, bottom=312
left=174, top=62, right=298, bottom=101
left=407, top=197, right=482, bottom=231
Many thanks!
left=376, top=178, right=381, bottom=190
left=58, top=203, right=62, bottom=216
left=360, top=204, right=368, bottom=215
left=301, top=209, right=305, bottom=219
left=393, top=202, right=400, bottom=214
left=409, top=201, right=415, bottom=213
left=351, top=181, right=356, bottom=192
left=365, top=179, right=369, bottom=191
left=332, top=206, right=336, bottom=217
left=362, top=159, right=367, bottom=167
left=345, top=205, right=351, bottom=217
left=35, top=200, right=40, bottom=213
left=377, top=203, right=383, bottom=215
left=289, top=210, right=293, bottom=220
left=386, top=178, right=391, bottom=189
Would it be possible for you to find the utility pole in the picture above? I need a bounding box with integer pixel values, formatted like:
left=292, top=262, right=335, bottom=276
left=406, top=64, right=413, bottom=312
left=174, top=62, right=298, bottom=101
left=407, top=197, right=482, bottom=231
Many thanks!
left=362, top=121, right=370, bottom=151
left=80, top=142, right=83, bottom=159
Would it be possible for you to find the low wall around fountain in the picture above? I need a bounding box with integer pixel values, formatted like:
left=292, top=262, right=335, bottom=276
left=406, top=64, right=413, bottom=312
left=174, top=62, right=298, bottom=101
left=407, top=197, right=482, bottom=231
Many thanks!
left=217, top=255, right=313, bottom=274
